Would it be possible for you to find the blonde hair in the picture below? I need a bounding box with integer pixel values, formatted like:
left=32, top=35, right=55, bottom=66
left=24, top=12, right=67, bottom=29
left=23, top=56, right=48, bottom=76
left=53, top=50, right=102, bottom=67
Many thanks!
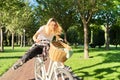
left=45, top=18, right=62, bottom=35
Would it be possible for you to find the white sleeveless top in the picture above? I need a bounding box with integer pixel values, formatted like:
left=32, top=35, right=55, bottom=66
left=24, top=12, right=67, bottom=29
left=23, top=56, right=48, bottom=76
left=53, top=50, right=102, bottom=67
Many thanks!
left=36, top=25, right=54, bottom=41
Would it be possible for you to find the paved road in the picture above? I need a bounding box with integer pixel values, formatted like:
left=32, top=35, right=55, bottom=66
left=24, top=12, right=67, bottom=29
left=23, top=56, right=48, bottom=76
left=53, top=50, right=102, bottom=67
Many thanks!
left=0, top=58, right=80, bottom=80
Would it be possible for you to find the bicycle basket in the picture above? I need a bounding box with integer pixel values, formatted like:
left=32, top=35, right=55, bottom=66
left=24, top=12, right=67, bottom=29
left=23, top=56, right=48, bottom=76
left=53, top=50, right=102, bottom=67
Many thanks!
left=49, top=41, right=72, bottom=62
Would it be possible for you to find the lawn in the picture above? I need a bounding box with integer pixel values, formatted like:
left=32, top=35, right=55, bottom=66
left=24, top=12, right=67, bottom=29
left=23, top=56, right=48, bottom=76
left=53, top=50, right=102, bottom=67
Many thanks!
left=65, top=46, right=120, bottom=80
left=0, top=46, right=120, bottom=80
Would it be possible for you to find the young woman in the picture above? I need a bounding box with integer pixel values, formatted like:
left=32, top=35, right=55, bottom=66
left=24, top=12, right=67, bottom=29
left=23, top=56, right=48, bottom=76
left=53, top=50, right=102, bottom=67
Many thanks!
left=12, top=18, right=63, bottom=70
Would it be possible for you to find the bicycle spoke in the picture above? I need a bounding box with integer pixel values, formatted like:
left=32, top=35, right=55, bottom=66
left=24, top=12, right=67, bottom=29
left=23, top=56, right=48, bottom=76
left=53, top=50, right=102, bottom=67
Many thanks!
left=52, top=68, right=73, bottom=80
left=61, top=73, right=65, bottom=80
left=34, top=58, right=45, bottom=80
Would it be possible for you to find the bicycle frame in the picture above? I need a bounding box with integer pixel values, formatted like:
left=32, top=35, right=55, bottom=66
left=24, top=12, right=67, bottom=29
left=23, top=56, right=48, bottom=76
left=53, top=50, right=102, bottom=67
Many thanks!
left=34, top=40, right=73, bottom=80
left=36, top=56, right=64, bottom=80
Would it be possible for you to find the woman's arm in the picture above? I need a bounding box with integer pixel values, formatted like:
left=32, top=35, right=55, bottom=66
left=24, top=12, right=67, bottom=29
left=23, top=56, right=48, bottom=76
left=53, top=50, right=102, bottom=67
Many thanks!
left=33, top=26, right=44, bottom=43
left=33, top=32, right=40, bottom=43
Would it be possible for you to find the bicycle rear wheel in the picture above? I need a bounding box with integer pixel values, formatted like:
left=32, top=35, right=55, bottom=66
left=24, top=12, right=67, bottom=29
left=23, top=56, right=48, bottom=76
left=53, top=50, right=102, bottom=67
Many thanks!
left=52, top=68, right=73, bottom=80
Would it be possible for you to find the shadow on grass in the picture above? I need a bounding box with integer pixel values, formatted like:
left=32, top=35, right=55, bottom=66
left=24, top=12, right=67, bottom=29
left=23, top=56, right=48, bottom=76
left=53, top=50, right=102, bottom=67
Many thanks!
left=89, top=47, right=120, bottom=52
left=94, top=65, right=120, bottom=79
left=3, top=49, right=26, bottom=53
left=0, top=56, right=21, bottom=59
left=73, top=49, right=83, bottom=53
left=73, top=47, right=120, bottom=54
left=2, top=46, right=29, bottom=54
left=72, top=51, right=120, bottom=79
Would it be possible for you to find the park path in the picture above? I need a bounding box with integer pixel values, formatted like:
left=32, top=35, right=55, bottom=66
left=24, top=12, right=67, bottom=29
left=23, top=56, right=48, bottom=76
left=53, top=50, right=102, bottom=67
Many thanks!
left=0, top=58, right=80, bottom=80
left=0, top=58, right=35, bottom=80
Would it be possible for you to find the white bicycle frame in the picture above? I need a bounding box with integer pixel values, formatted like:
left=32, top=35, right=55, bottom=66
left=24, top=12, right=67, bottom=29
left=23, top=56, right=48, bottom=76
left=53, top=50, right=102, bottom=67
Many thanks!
left=36, top=56, right=64, bottom=80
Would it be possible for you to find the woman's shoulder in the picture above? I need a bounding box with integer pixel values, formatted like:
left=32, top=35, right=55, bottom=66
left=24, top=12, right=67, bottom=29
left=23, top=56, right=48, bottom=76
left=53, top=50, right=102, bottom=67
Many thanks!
left=39, top=25, right=46, bottom=29
left=37, top=25, right=46, bottom=32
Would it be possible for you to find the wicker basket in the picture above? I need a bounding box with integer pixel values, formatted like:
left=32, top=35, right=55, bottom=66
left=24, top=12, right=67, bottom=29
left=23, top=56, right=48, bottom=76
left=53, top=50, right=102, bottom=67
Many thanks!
left=49, top=41, right=72, bottom=62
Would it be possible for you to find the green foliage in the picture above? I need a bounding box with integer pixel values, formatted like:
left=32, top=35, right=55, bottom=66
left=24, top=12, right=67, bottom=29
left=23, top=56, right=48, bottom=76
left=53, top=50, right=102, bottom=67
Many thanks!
left=67, top=26, right=79, bottom=44
left=66, top=26, right=84, bottom=44
left=0, top=0, right=37, bottom=47
left=89, top=24, right=105, bottom=48
left=74, top=0, right=112, bottom=22
left=0, top=0, right=25, bottom=25
left=35, top=0, right=76, bottom=31
left=93, top=10, right=116, bottom=27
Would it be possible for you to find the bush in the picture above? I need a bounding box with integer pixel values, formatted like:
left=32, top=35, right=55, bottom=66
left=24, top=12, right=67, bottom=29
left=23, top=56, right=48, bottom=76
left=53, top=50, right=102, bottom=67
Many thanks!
left=110, top=26, right=120, bottom=47
left=90, top=29, right=105, bottom=48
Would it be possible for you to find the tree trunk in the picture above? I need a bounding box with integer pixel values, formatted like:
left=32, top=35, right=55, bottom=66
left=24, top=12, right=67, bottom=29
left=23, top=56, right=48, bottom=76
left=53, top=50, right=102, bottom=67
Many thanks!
left=64, top=32, right=67, bottom=43
left=83, top=22, right=89, bottom=59
left=20, top=35, right=23, bottom=47
left=23, top=30, right=26, bottom=47
left=17, top=35, right=20, bottom=46
left=115, top=45, right=117, bottom=49
left=0, top=28, right=4, bottom=52
left=12, top=33, right=14, bottom=50
left=90, top=30, right=93, bottom=44
left=105, top=25, right=110, bottom=50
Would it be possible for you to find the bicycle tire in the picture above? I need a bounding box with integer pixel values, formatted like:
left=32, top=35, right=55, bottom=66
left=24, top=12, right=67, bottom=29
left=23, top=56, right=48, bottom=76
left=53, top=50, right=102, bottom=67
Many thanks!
left=51, top=68, right=74, bottom=80
left=34, top=57, right=44, bottom=80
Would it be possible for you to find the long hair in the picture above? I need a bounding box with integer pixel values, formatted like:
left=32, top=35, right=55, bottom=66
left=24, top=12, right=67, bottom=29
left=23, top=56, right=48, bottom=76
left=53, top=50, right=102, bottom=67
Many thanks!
left=45, top=18, right=62, bottom=35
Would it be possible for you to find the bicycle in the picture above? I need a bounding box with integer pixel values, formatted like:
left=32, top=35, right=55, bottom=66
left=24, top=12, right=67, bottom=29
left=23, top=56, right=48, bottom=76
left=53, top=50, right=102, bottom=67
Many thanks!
left=34, top=41, right=73, bottom=80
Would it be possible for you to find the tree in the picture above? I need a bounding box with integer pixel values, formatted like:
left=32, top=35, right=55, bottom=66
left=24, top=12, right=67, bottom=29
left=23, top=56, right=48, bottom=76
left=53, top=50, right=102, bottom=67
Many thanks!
left=94, top=10, right=116, bottom=50
left=0, top=27, right=4, bottom=51
left=0, top=0, right=34, bottom=49
left=92, top=0, right=120, bottom=50
left=0, top=0, right=11, bottom=51
left=4, top=0, right=26, bottom=49
left=0, top=0, right=37, bottom=49
left=16, top=3, right=35, bottom=47
left=74, top=0, right=98, bottom=58
left=74, top=0, right=115, bottom=58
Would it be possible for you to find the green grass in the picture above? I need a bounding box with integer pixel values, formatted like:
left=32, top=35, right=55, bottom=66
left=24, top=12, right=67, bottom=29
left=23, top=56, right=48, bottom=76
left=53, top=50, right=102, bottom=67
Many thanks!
left=0, top=46, right=120, bottom=80
left=65, top=46, right=120, bottom=80
left=0, top=46, right=30, bottom=76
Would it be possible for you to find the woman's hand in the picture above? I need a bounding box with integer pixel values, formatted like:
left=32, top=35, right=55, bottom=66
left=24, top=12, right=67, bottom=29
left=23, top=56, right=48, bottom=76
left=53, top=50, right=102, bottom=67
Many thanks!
left=58, top=38, right=64, bottom=42
left=34, top=39, right=40, bottom=43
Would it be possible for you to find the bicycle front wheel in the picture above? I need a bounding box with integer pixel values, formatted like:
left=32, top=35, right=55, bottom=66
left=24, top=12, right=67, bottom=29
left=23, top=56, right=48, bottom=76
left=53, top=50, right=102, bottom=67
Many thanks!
left=52, top=68, right=73, bottom=80
left=34, top=58, right=45, bottom=80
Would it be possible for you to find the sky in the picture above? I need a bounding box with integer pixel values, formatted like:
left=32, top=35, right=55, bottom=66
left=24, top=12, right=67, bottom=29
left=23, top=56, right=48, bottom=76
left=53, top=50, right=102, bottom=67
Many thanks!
left=29, top=0, right=38, bottom=6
